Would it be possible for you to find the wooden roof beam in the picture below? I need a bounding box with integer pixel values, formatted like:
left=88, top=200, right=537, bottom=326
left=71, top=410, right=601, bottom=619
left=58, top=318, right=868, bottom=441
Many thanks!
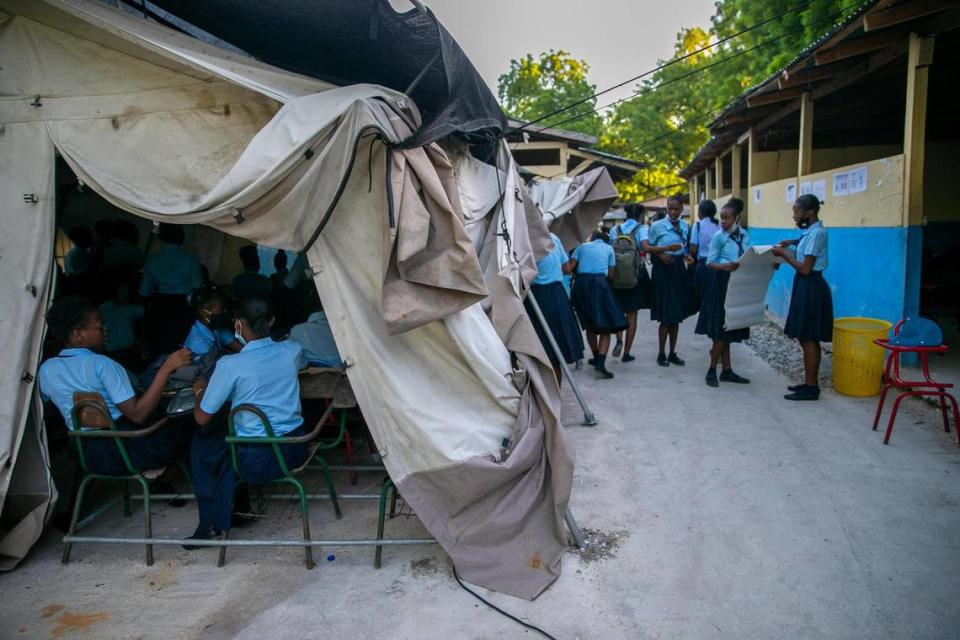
left=815, top=29, right=905, bottom=65
left=863, top=0, right=957, bottom=32
left=777, top=59, right=866, bottom=89
left=746, top=86, right=810, bottom=108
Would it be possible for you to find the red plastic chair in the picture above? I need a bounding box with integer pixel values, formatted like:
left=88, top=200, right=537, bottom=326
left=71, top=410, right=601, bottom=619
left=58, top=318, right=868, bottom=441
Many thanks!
left=872, top=319, right=959, bottom=447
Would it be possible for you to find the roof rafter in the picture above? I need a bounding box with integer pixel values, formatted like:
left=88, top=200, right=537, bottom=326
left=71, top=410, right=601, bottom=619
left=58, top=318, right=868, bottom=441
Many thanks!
left=863, top=0, right=958, bottom=31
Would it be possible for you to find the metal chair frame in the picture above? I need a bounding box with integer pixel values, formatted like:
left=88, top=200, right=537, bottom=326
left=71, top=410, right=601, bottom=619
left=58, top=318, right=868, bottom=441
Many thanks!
left=61, top=397, right=190, bottom=566
left=872, top=320, right=960, bottom=447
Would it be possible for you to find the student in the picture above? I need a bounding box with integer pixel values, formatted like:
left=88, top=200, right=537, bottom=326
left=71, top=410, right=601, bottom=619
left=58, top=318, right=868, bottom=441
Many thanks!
left=187, top=296, right=307, bottom=544
left=772, top=194, right=833, bottom=401
left=184, top=286, right=242, bottom=361
left=524, top=232, right=584, bottom=386
left=695, top=198, right=752, bottom=387
left=289, top=301, right=344, bottom=370
left=570, top=231, right=628, bottom=378
left=608, top=204, right=651, bottom=363
left=103, top=220, right=145, bottom=271
left=689, top=199, right=721, bottom=302
left=64, top=225, right=95, bottom=276
left=233, top=245, right=273, bottom=299
left=99, top=279, right=145, bottom=373
left=644, top=196, right=689, bottom=366
left=38, top=296, right=192, bottom=475
left=140, top=223, right=203, bottom=358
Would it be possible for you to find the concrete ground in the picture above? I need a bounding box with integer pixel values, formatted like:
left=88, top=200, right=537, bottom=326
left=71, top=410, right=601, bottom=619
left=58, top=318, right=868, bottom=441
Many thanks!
left=2, top=317, right=959, bottom=640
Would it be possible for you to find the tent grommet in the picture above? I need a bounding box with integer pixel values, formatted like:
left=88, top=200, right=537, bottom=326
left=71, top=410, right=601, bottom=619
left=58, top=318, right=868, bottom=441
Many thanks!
left=22, top=194, right=38, bottom=204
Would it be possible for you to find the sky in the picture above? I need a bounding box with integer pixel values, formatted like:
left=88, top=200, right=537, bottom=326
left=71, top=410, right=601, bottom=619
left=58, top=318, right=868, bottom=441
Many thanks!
left=413, top=0, right=718, bottom=107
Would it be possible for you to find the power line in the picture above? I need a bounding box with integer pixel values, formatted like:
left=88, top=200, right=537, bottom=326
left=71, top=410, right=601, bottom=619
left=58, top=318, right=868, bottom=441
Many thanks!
left=511, top=0, right=817, bottom=133
left=542, top=5, right=851, bottom=133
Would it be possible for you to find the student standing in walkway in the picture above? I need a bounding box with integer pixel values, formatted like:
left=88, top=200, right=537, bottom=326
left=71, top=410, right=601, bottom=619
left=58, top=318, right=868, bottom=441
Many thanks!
left=140, top=223, right=203, bottom=358
left=525, top=232, right=584, bottom=386
left=645, top=196, right=690, bottom=367
left=689, top=199, right=721, bottom=304
left=608, top=204, right=651, bottom=363
left=695, top=198, right=752, bottom=387
left=772, top=194, right=833, bottom=401
left=570, top=231, right=627, bottom=379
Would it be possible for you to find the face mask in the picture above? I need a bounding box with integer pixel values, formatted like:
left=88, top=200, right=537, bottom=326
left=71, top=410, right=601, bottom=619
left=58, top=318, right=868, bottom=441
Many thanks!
left=796, top=214, right=811, bottom=230
left=234, top=322, right=247, bottom=347
left=208, top=312, right=233, bottom=329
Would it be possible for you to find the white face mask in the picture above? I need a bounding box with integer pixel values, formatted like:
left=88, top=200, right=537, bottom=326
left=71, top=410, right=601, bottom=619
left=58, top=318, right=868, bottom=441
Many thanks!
left=234, top=321, right=247, bottom=346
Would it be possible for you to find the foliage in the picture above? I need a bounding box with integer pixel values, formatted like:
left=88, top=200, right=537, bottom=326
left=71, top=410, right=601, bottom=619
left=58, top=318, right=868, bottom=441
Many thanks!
left=497, top=50, right=604, bottom=138
left=498, top=1, right=864, bottom=201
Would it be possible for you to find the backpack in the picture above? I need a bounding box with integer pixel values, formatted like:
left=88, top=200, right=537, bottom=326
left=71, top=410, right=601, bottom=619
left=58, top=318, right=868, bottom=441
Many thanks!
left=612, top=229, right=641, bottom=289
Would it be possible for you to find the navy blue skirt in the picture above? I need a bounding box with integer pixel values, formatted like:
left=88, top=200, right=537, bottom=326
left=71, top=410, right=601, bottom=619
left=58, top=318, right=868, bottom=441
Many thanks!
left=613, top=277, right=651, bottom=312
left=694, top=260, right=711, bottom=301
left=650, top=259, right=690, bottom=325
left=526, top=281, right=585, bottom=366
left=571, top=273, right=628, bottom=334
left=78, top=417, right=192, bottom=476
left=695, top=269, right=750, bottom=343
left=785, top=270, right=834, bottom=343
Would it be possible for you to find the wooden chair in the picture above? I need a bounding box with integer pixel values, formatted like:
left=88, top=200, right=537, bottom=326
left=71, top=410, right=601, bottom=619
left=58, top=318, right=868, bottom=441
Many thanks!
left=61, top=393, right=188, bottom=566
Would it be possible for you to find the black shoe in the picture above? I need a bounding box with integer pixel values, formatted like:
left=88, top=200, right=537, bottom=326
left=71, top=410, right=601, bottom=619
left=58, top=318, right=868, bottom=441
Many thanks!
left=621, top=354, right=636, bottom=363
left=612, top=342, right=623, bottom=357
left=719, top=369, right=750, bottom=384
left=153, top=481, right=187, bottom=508
left=231, top=512, right=258, bottom=528
left=785, top=386, right=820, bottom=401
left=657, top=353, right=669, bottom=367
left=587, top=357, right=597, bottom=367
left=182, top=526, right=223, bottom=550
left=668, top=353, right=685, bottom=366
left=597, top=367, right=614, bottom=379
left=787, top=383, right=807, bottom=392
left=705, top=370, right=719, bottom=388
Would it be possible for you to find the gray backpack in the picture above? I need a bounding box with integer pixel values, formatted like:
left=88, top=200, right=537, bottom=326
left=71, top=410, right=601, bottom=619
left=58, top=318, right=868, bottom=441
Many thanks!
left=612, top=229, right=641, bottom=289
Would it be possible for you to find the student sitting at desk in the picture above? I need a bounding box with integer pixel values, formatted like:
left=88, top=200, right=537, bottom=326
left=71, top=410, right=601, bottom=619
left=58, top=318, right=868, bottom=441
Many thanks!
left=288, top=301, right=342, bottom=369
left=38, top=296, right=192, bottom=476
left=183, top=286, right=242, bottom=361
left=186, top=295, right=308, bottom=546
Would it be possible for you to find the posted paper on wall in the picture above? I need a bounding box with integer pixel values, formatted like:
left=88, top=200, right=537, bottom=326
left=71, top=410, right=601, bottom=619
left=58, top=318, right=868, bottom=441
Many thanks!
left=724, top=245, right=780, bottom=331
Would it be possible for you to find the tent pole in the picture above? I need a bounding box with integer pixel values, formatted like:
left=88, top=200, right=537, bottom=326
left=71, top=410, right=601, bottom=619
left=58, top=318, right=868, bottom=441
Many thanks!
left=404, top=51, right=440, bottom=95
left=527, top=291, right=597, bottom=426
left=565, top=507, right=587, bottom=550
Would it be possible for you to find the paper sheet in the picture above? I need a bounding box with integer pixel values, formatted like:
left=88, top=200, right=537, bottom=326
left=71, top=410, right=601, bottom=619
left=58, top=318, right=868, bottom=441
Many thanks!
left=723, top=245, right=780, bottom=331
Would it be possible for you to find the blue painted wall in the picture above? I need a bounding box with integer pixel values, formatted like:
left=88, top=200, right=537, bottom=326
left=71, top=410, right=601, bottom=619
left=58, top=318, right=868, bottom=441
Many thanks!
left=749, top=226, right=911, bottom=324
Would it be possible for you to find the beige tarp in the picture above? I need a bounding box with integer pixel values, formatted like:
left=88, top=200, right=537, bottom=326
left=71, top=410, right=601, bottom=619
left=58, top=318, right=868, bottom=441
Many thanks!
left=0, top=0, right=572, bottom=599
left=530, top=168, right=619, bottom=251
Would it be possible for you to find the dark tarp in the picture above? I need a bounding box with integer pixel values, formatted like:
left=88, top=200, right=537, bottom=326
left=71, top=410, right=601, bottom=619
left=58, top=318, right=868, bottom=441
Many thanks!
left=147, top=0, right=506, bottom=147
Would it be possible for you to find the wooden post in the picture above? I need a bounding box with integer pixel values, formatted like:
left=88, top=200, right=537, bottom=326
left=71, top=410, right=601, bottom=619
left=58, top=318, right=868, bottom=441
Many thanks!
left=706, top=166, right=714, bottom=200
left=798, top=91, right=814, bottom=176
left=903, top=33, right=934, bottom=227
left=731, top=143, right=742, bottom=199
left=691, top=175, right=700, bottom=207
left=714, top=156, right=722, bottom=196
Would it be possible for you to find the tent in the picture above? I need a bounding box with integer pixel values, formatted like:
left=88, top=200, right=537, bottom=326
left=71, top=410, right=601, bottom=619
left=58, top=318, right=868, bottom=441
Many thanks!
left=0, top=0, right=573, bottom=600
left=529, top=168, right=618, bottom=250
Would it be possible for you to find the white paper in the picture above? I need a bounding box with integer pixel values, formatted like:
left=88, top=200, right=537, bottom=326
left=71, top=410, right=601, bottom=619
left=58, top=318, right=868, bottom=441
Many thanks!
left=799, top=181, right=812, bottom=195
left=812, top=179, right=826, bottom=202
left=752, top=186, right=761, bottom=204
left=724, top=245, right=780, bottom=331
left=785, top=182, right=797, bottom=203
left=832, top=172, right=849, bottom=196
left=848, top=165, right=868, bottom=194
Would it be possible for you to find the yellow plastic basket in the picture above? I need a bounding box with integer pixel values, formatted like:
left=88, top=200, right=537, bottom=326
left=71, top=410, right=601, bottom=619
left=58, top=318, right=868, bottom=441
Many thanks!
left=832, top=317, right=893, bottom=397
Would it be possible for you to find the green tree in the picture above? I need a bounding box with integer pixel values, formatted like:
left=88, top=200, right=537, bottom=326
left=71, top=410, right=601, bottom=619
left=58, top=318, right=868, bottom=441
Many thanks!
left=497, top=50, right=604, bottom=138
left=605, top=0, right=861, bottom=200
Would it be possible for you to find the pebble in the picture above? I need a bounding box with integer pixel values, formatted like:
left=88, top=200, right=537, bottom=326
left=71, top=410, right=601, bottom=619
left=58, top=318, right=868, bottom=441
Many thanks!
left=745, top=322, right=833, bottom=388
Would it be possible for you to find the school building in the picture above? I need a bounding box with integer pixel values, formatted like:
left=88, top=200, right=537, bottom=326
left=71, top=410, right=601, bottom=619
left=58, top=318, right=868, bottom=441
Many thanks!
left=680, top=0, right=960, bottom=326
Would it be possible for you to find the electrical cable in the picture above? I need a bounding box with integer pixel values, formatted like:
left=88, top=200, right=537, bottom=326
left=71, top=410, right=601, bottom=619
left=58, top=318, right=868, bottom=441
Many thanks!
left=541, top=5, right=851, bottom=133
left=453, top=567, right=559, bottom=640
left=511, top=0, right=818, bottom=133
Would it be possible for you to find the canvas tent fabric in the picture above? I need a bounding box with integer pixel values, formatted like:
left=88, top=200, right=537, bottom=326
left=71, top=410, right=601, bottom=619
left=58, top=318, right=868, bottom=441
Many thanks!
left=0, top=0, right=572, bottom=600
left=148, top=0, right=507, bottom=147
left=530, top=169, right=619, bottom=252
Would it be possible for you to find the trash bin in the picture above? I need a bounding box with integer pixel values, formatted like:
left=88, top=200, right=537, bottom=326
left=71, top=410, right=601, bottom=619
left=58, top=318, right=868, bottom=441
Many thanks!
left=832, top=317, right=893, bottom=397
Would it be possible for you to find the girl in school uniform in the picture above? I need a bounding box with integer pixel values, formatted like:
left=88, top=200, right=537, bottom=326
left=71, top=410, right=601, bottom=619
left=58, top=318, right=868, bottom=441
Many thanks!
left=38, top=296, right=193, bottom=476
left=186, top=295, right=308, bottom=544
left=608, top=204, right=652, bottom=363
left=772, top=194, right=833, bottom=401
left=570, top=231, right=628, bottom=379
left=695, top=198, right=752, bottom=388
left=689, top=199, right=721, bottom=303
left=644, top=196, right=690, bottom=367
left=524, top=232, right=584, bottom=387
left=183, top=286, right=242, bottom=362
